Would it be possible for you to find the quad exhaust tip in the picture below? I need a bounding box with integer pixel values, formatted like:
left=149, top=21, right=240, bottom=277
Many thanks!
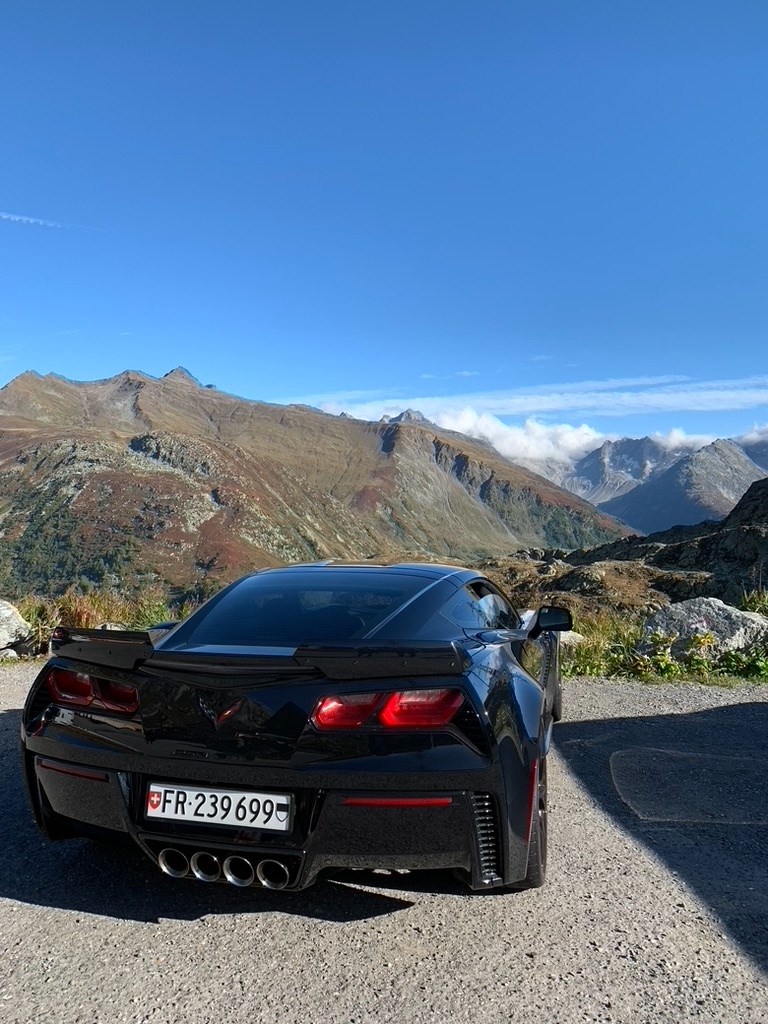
left=158, top=848, right=189, bottom=878
left=256, top=858, right=291, bottom=890
left=157, top=849, right=291, bottom=889
left=223, top=855, right=256, bottom=888
left=190, top=851, right=221, bottom=883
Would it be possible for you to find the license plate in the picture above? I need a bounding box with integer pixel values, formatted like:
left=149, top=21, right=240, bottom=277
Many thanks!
left=146, top=783, right=292, bottom=832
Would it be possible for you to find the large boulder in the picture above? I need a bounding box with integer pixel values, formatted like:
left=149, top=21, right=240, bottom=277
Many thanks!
left=0, top=599, right=32, bottom=647
left=640, top=597, right=768, bottom=660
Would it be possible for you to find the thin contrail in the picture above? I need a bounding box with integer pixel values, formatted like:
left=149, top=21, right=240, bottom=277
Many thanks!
left=0, top=210, right=68, bottom=228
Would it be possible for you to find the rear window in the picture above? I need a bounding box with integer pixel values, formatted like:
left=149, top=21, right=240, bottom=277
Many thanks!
left=157, top=570, right=430, bottom=649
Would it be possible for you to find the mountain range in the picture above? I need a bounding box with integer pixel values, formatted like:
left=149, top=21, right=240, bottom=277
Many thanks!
left=480, top=474, right=768, bottom=618
left=2, top=367, right=765, bottom=599
left=510, top=435, right=768, bottom=534
left=0, top=369, right=623, bottom=597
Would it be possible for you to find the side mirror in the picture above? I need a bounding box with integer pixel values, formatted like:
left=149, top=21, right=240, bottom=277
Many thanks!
left=531, top=605, right=573, bottom=636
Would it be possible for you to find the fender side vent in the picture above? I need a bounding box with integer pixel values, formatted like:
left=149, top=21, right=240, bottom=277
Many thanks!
left=471, top=792, right=502, bottom=885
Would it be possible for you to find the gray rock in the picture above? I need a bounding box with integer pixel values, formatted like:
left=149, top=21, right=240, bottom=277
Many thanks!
left=0, top=648, right=19, bottom=661
left=0, top=600, right=32, bottom=650
left=560, top=630, right=586, bottom=647
left=640, top=597, right=768, bottom=659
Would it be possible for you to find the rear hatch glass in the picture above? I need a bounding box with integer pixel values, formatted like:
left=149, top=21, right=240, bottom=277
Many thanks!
left=156, top=570, right=431, bottom=649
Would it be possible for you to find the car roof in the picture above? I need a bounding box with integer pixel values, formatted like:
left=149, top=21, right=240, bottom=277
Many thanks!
left=254, top=561, right=480, bottom=584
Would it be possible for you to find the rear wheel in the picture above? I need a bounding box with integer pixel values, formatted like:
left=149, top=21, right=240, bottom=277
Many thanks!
left=551, top=680, right=563, bottom=722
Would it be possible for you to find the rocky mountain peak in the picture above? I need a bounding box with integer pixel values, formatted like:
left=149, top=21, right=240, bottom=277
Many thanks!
left=597, top=438, right=768, bottom=534
left=721, top=476, right=768, bottom=529
left=515, top=429, right=767, bottom=534
left=163, top=367, right=202, bottom=386
left=559, top=436, right=685, bottom=505
left=380, top=409, right=431, bottom=426
left=393, top=409, right=430, bottom=424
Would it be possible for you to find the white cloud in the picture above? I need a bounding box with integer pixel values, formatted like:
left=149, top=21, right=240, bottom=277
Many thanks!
left=436, top=411, right=606, bottom=464
left=438, top=414, right=713, bottom=465
left=0, top=210, right=67, bottom=229
left=649, top=428, right=711, bottom=451
left=277, top=373, right=768, bottom=465
left=736, top=423, right=768, bottom=445
left=301, top=373, right=768, bottom=423
left=419, top=370, right=480, bottom=382
left=282, top=386, right=408, bottom=407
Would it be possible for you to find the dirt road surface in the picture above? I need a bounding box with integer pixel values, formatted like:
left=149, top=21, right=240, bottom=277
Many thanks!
left=1, top=663, right=766, bottom=1024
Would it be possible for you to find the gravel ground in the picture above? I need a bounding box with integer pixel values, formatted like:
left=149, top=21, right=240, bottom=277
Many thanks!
left=1, top=662, right=766, bottom=1024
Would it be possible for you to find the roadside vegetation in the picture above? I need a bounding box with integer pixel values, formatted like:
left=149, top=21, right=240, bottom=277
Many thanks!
left=12, top=585, right=768, bottom=683
left=16, top=586, right=196, bottom=656
left=564, top=588, right=768, bottom=683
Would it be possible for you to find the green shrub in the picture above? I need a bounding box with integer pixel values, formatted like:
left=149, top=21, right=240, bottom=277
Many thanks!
left=54, top=585, right=181, bottom=630
left=684, top=631, right=716, bottom=679
left=740, top=588, right=768, bottom=616
left=562, top=613, right=644, bottom=678
left=16, top=595, right=62, bottom=654
left=16, top=585, right=201, bottom=655
left=716, top=646, right=768, bottom=679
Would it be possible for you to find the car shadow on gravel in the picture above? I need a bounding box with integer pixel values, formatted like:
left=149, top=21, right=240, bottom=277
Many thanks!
left=0, top=707, right=469, bottom=923
left=554, top=701, right=768, bottom=973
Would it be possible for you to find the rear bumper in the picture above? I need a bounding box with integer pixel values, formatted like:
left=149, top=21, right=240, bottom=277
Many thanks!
left=23, top=748, right=530, bottom=889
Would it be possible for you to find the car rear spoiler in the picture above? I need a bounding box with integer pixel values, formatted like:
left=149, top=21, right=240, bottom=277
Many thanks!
left=49, top=630, right=470, bottom=680
left=50, top=626, right=156, bottom=670
left=294, top=640, right=470, bottom=680
left=144, top=641, right=470, bottom=679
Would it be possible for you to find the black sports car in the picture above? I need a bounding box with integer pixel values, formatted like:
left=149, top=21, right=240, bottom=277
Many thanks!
left=21, top=563, right=572, bottom=892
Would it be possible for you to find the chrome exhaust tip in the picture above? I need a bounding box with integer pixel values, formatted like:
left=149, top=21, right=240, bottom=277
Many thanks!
left=256, top=858, right=291, bottom=890
left=223, top=856, right=255, bottom=888
left=158, top=848, right=189, bottom=878
left=190, top=851, right=221, bottom=883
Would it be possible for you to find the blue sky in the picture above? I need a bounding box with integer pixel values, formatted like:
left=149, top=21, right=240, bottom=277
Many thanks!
left=2, top=1, right=767, bottom=464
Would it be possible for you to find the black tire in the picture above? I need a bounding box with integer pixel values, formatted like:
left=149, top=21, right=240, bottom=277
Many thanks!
left=551, top=680, right=563, bottom=722
left=509, top=757, right=548, bottom=890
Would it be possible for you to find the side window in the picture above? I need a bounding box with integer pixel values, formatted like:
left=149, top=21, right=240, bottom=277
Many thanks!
left=442, top=582, right=520, bottom=631
left=443, top=587, right=492, bottom=629
left=475, top=593, right=516, bottom=629
left=471, top=581, right=519, bottom=628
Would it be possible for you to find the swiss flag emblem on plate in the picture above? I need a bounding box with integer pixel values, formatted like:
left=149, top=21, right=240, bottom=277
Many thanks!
left=147, top=790, right=162, bottom=811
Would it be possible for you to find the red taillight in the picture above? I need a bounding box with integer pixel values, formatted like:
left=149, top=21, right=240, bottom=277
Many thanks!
left=378, top=688, right=464, bottom=729
left=45, top=669, right=139, bottom=715
left=312, top=688, right=464, bottom=730
left=38, top=759, right=108, bottom=782
left=313, top=693, right=382, bottom=729
left=47, top=668, right=95, bottom=707
left=98, top=679, right=140, bottom=714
